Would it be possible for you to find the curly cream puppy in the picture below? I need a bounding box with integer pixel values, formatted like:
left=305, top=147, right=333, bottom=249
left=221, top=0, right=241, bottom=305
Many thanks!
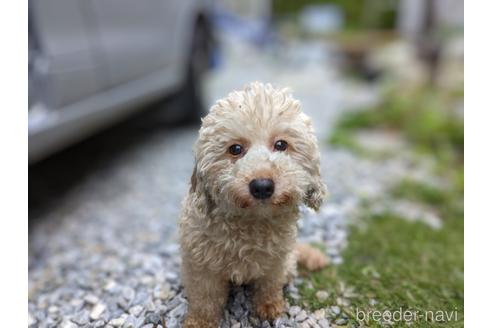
left=179, top=82, right=328, bottom=328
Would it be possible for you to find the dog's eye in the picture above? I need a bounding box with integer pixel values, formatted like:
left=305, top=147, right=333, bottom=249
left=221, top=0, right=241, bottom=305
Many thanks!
left=274, top=140, right=288, bottom=151
left=228, top=144, right=244, bottom=156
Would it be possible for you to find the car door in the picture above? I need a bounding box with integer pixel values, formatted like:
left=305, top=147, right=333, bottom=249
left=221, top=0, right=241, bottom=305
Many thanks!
left=29, top=0, right=106, bottom=108
left=87, top=0, right=176, bottom=87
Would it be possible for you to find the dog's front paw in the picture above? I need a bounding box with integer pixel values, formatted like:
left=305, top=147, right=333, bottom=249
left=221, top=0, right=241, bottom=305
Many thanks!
left=255, top=299, right=285, bottom=321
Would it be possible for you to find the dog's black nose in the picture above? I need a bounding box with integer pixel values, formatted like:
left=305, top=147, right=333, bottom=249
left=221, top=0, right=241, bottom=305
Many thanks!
left=249, top=179, right=275, bottom=199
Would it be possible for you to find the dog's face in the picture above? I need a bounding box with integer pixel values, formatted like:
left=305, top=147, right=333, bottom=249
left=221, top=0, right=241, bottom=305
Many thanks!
left=192, top=83, right=326, bottom=216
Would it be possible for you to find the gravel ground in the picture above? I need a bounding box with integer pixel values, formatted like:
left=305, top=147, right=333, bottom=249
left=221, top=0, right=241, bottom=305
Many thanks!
left=29, top=36, right=437, bottom=328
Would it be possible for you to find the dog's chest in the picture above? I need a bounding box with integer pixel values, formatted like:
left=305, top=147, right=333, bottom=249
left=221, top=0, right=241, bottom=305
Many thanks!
left=206, top=219, right=297, bottom=284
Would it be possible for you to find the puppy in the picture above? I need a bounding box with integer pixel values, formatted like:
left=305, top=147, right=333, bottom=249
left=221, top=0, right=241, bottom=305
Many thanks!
left=179, top=82, right=328, bottom=328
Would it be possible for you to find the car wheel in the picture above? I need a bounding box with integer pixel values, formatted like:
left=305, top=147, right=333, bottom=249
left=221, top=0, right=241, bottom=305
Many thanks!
left=178, top=18, right=212, bottom=123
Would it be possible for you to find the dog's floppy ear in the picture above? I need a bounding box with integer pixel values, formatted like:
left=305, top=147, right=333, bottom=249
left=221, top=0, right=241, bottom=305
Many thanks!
left=189, top=163, right=215, bottom=215
left=303, top=165, right=328, bottom=212
left=304, top=180, right=327, bottom=211
left=190, top=164, right=198, bottom=193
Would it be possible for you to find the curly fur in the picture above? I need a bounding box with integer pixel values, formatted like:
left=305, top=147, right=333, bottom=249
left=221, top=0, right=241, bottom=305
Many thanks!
left=179, top=82, right=328, bottom=327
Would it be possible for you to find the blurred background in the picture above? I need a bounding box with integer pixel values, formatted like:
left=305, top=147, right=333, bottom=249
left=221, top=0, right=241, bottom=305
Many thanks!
left=29, top=0, right=463, bottom=327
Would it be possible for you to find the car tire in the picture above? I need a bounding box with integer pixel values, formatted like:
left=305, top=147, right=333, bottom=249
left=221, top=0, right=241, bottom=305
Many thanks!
left=142, top=17, right=212, bottom=127
left=177, top=18, right=212, bottom=123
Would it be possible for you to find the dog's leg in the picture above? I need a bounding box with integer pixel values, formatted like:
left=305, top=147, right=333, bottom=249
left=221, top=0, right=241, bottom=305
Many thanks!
left=252, top=270, right=286, bottom=322
left=182, top=266, right=229, bottom=328
left=296, top=243, right=329, bottom=271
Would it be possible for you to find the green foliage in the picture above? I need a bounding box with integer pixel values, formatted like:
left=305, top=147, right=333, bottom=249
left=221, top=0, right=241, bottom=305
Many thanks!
left=391, top=180, right=450, bottom=208
left=329, top=128, right=364, bottom=154
left=391, top=176, right=464, bottom=225
left=330, top=87, right=464, bottom=164
left=272, top=0, right=397, bottom=30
